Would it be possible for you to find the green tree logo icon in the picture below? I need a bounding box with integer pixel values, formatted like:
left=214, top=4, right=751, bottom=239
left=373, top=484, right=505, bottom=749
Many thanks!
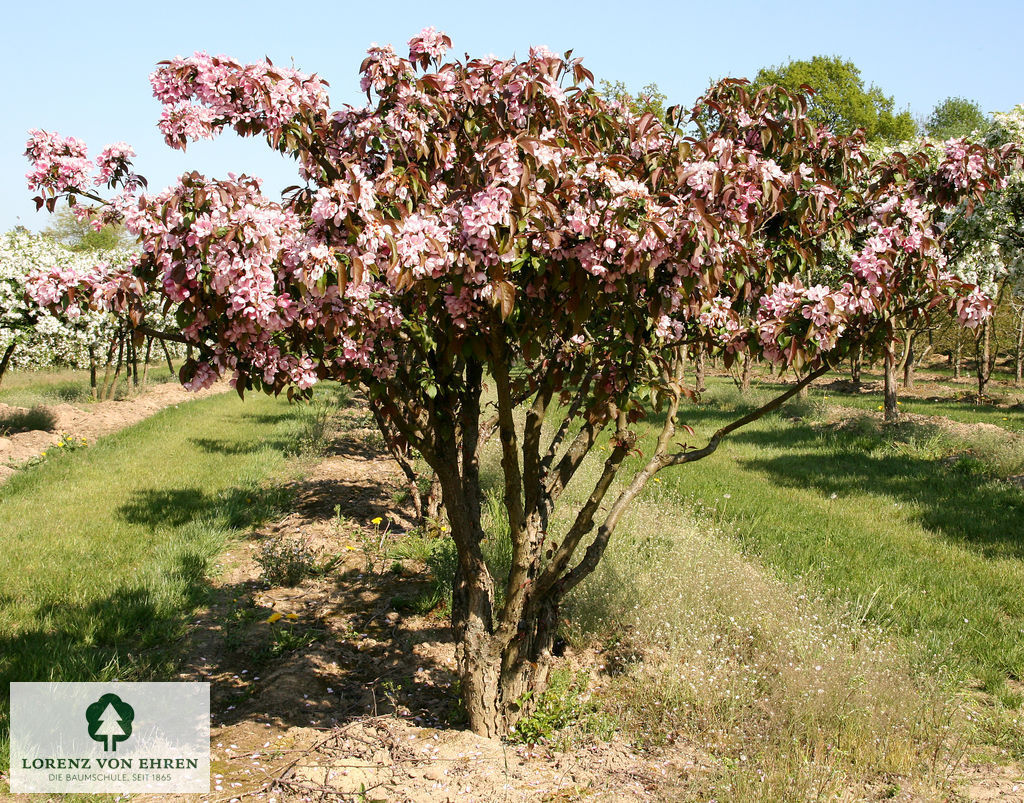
left=86, top=693, right=134, bottom=752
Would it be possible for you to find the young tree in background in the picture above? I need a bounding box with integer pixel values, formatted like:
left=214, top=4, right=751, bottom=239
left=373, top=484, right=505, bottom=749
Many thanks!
left=926, top=96, right=990, bottom=141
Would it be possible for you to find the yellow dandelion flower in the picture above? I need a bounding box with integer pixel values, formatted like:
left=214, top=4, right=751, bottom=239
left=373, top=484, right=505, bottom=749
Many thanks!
left=371, top=516, right=383, bottom=525
left=285, top=613, right=299, bottom=620
left=265, top=612, right=283, bottom=624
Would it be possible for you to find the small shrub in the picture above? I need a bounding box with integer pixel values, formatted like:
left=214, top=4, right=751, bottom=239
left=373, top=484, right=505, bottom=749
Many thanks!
left=287, top=396, right=336, bottom=457
left=44, top=382, right=89, bottom=402
left=0, top=405, right=57, bottom=435
left=510, top=669, right=617, bottom=748
left=255, top=536, right=327, bottom=586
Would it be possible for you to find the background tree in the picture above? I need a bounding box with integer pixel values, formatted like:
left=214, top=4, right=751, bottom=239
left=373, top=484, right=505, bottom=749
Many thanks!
left=43, top=207, right=131, bottom=252
left=598, top=79, right=667, bottom=120
left=25, top=31, right=1011, bottom=737
left=754, top=55, right=917, bottom=143
left=926, top=96, right=990, bottom=141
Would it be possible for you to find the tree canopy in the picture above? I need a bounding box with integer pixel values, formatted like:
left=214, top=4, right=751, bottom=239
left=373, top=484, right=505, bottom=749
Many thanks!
left=926, top=96, right=990, bottom=141
left=755, top=55, right=917, bottom=143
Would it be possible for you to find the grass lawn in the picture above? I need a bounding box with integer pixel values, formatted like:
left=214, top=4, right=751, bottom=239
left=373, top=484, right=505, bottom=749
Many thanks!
left=631, top=379, right=1024, bottom=705
left=0, top=364, right=177, bottom=408
left=0, top=390, right=316, bottom=769
left=808, top=372, right=1024, bottom=432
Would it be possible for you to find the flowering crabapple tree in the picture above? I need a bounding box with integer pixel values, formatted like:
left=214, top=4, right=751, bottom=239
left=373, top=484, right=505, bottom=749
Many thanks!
left=26, top=29, right=1014, bottom=735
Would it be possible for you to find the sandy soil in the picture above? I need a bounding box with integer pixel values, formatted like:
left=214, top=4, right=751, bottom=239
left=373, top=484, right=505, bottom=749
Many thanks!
left=0, top=381, right=225, bottom=484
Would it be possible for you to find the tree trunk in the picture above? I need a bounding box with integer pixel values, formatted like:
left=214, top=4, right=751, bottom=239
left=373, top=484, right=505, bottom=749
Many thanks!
left=131, top=335, right=141, bottom=389
left=740, top=353, right=752, bottom=394
left=370, top=402, right=425, bottom=522
left=88, top=343, right=98, bottom=399
left=694, top=351, right=706, bottom=393
left=976, top=318, right=991, bottom=398
left=125, top=336, right=136, bottom=397
left=850, top=344, right=862, bottom=390
left=0, top=342, right=16, bottom=389
left=99, top=335, right=119, bottom=401
left=425, top=473, right=443, bottom=521
left=953, top=338, right=962, bottom=380
left=454, top=580, right=558, bottom=738
left=902, top=332, right=915, bottom=390
left=1014, top=310, right=1023, bottom=387
left=884, top=348, right=899, bottom=423
left=160, top=339, right=175, bottom=375
left=433, top=457, right=558, bottom=737
left=105, top=336, right=125, bottom=401
left=142, top=337, right=153, bottom=387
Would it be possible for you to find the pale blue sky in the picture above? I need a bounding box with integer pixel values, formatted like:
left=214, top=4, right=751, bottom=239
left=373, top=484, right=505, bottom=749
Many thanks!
left=4, top=0, right=1021, bottom=231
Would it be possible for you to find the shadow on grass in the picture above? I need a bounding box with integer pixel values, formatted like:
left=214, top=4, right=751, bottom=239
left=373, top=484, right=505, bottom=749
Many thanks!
left=731, top=421, right=1024, bottom=562
left=116, top=485, right=293, bottom=530
left=190, top=436, right=293, bottom=456
left=0, top=546, right=215, bottom=747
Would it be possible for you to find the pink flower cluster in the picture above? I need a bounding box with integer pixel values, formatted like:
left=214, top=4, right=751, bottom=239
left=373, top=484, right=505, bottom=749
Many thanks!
left=25, top=130, right=91, bottom=195
left=150, top=52, right=330, bottom=149
left=95, top=142, right=136, bottom=185
left=408, top=26, right=450, bottom=63
left=23, top=27, right=1009, bottom=402
left=939, top=139, right=987, bottom=190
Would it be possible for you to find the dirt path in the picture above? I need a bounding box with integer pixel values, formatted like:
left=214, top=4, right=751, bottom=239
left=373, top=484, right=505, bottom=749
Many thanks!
left=0, top=381, right=226, bottom=484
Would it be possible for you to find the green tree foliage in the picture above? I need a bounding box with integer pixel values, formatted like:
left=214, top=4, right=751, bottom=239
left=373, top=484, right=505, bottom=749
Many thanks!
left=926, top=96, right=990, bottom=140
left=598, top=79, right=667, bottom=120
left=43, top=207, right=130, bottom=252
left=755, top=56, right=917, bottom=143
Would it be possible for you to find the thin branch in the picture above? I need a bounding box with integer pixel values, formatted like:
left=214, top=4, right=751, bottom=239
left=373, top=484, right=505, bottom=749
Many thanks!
left=556, top=361, right=830, bottom=596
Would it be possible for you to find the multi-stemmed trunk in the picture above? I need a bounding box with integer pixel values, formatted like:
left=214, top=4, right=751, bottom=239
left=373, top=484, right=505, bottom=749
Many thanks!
left=375, top=351, right=834, bottom=736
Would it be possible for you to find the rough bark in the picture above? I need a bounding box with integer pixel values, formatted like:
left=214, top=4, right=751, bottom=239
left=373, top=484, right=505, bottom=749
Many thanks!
left=694, top=350, right=706, bottom=392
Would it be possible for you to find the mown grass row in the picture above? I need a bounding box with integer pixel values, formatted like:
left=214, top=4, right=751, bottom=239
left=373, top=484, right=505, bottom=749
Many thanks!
left=0, top=364, right=177, bottom=408
left=0, top=389, right=323, bottom=774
